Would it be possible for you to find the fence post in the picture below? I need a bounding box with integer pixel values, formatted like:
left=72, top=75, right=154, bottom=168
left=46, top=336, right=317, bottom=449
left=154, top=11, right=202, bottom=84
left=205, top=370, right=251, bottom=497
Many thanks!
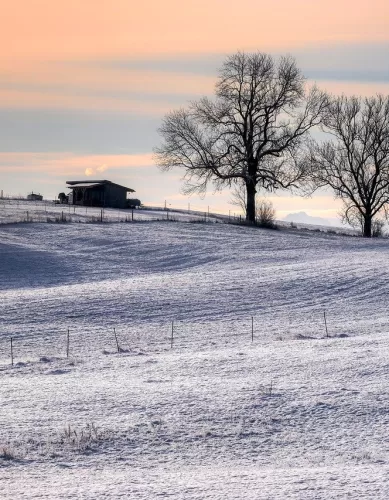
left=324, top=310, right=329, bottom=338
left=61, top=211, right=64, bottom=222
left=114, top=327, right=120, bottom=353
left=66, top=328, right=70, bottom=358
left=100, top=210, right=103, bottom=222
left=10, top=337, right=14, bottom=366
left=26, top=211, right=28, bottom=222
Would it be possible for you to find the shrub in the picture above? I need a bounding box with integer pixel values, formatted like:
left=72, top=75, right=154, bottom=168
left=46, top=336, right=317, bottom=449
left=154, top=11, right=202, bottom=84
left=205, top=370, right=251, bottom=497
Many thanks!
left=256, top=200, right=277, bottom=229
left=372, top=219, right=385, bottom=238
left=1, top=446, right=16, bottom=460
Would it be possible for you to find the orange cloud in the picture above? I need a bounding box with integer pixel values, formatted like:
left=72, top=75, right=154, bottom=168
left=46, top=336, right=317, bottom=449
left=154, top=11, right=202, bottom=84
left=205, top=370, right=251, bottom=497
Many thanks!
left=0, top=62, right=215, bottom=112
left=0, top=87, right=181, bottom=115
left=0, top=152, right=155, bottom=176
left=85, top=164, right=109, bottom=176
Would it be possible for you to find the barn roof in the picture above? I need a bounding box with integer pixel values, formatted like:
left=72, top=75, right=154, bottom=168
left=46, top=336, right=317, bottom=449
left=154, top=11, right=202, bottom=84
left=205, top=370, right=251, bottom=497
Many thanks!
left=66, top=180, right=135, bottom=192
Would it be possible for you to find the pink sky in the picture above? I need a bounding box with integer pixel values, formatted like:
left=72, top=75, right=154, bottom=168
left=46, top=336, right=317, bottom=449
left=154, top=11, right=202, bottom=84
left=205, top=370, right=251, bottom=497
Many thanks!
left=3, top=1, right=388, bottom=61
left=1, top=0, right=389, bottom=220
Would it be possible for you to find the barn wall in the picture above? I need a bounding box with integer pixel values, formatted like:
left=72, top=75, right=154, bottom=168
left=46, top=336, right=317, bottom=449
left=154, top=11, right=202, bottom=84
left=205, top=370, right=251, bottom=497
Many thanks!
left=105, top=184, right=127, bottom=208
left=68, top=183, right=129, bottom=208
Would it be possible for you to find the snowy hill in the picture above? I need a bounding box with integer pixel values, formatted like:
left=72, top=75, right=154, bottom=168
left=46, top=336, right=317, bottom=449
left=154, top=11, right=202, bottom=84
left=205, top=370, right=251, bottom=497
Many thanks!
left=1, top=222, right=389, bottom=498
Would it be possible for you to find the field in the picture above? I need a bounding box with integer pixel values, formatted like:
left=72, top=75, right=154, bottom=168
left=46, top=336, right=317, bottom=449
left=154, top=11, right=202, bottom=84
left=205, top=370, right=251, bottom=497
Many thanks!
left=0, top=199, right=217, bottom=224
left=1, top=219, right=389, bottom=498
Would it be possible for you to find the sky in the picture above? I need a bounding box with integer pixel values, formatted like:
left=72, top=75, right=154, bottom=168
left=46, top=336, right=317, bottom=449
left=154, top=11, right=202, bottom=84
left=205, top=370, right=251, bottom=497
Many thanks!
left=1, top=0, right=389, bottom=222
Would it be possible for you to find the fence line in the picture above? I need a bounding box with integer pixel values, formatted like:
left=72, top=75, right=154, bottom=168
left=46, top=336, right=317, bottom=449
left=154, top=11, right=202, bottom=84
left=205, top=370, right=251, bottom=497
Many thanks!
left=0, top=199, right=243, bottom=225
left=0, top=199, right=359, bottom=235
left=1, top=308, right=380, bottom=367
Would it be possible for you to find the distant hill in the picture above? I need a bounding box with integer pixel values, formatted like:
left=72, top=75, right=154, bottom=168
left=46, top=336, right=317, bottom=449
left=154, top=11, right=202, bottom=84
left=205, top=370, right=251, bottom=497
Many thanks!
left=283, top=211, right=340, bottom=227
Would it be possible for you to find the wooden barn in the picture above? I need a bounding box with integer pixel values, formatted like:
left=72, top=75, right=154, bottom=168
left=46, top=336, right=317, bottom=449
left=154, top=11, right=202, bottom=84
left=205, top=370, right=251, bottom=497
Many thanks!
left=66, top=180, right=135, bottom=209
left=27, top=192, right=43, bottom=201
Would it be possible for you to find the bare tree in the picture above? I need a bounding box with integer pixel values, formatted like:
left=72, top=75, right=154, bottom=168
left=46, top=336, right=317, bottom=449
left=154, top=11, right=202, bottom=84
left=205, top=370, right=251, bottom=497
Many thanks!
left=154, top=52, right=328, bottom=223
left=310, top=94, right=389, bottom=237
left=229, top=182, right=247, bottom=214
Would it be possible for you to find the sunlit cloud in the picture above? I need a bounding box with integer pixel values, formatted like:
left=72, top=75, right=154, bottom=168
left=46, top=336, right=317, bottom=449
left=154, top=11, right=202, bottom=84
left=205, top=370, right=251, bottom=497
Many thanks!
left=84, top=164, right=109, bottom=177
left=0, top=152, right=155, bottom=176
left=0, top=88, right=176, bottom=115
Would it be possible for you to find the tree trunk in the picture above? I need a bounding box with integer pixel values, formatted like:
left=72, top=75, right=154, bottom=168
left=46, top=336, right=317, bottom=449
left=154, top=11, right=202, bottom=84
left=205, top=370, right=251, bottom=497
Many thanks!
left=245, top=179, right=256, bottom=223
left=363, top=214, right=372, bottom=237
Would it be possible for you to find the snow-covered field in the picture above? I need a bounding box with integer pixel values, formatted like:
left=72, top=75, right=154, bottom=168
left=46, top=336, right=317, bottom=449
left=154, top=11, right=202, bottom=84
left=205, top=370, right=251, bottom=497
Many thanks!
left=0, top=199, right=224, bottom=224
left=1, top=220, right=389, bottom=498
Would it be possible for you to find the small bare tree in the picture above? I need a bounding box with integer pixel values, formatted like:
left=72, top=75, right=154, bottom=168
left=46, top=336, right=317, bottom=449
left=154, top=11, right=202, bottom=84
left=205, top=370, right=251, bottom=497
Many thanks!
left=155, top=52, right=328, bottom=223
left=310, top=94, right=389, bottom=237
left=256, top=200, right=276, bottom=228
left=229, top=183, right=247, bottom=214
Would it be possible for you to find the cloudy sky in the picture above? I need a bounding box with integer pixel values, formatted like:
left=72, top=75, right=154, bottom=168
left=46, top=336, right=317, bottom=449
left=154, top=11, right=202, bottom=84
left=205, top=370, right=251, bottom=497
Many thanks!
left=1, top=0, right=389, bottom=220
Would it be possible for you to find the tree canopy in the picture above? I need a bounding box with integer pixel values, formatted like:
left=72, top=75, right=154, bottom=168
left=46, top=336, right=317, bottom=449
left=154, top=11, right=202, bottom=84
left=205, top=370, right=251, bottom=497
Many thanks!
left=155, top=52, right=328, bottom=223
left=310, top=94, right=389, bottom=237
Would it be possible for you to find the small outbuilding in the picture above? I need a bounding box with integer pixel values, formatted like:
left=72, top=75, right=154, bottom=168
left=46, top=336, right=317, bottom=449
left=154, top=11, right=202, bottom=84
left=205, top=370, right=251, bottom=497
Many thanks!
left=27, top=192, right=43, bottom=201
left=66, top=180, right=135, bottom=209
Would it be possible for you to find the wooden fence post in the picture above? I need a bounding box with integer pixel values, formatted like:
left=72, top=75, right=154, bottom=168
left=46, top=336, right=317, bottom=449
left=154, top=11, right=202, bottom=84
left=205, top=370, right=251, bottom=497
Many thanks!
left=66, top=328, right=70, bottom=358
left=324, top=310, right=329, bottom=338
left=114, top=327, right=120, bottom=353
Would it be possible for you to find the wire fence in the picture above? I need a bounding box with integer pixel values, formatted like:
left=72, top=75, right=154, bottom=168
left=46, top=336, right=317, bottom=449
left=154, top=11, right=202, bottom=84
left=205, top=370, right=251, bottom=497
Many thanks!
left=1, top=308, right=385, bottom=368
left=0, top=198, right=359, bottom=237
left=0, top=199, right=245, bottom=225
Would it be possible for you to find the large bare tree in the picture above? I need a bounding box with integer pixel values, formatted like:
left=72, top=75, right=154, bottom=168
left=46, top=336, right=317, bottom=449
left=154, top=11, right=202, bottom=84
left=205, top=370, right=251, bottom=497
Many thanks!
left=310, top=94, right=389, bottom=237
left=154, top=52, right=328, bottom=223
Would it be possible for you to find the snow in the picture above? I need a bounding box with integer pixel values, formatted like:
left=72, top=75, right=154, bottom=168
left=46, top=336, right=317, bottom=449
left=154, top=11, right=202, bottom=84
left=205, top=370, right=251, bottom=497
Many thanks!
left=1, top=220, right=389, bottom=498
left=0, top=199, right=221, bottom=224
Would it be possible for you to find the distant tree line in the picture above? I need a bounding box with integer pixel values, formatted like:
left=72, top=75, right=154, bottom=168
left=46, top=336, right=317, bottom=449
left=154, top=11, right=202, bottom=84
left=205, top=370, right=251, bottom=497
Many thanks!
left=154, top=52, right=389, bottom=237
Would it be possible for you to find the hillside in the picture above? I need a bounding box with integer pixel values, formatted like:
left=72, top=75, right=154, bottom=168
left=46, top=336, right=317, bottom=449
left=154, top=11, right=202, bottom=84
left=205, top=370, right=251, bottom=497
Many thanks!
left=1, top=221, right=389, bottom=498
